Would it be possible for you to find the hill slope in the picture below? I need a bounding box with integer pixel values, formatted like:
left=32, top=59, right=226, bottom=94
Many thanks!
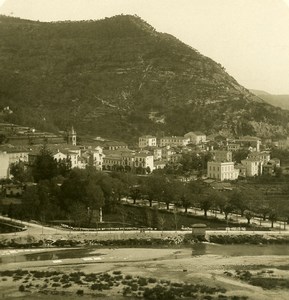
left=0, top=15, right=288, bottom=142
left=250, top=90, right=289, bottom=111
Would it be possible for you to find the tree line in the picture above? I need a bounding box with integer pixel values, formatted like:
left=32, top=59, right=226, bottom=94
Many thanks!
left=2, top=146, right=289, bottom=229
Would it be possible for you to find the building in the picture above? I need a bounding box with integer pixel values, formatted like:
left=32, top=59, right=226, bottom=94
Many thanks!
left=159, top=136, right=189, bottom=147
left=139, top=135, right=157, bottom=148
left=184, top=131, right=206, bottom=145
left=68, top=126, right=77, bottom=146
left=81, top=146, right=104, bottom=170
left=153, top=148, right=162, bottom=160
left=227, top=143, right=240, bottom=152
left=102, top=150, right=154, bottom=172
left=103, top=141, right=128, bottom=151
left=213, top=150, right=232, bottom=162
left=248, top=151, right=270, bottom=164
left=154, top=160, right=166, bottom=170
left=0, top=152, right=9, bottom=179
left=241, top=158, right=263, bottom=177
left=237, top=136, right=261, bottom=152
left=207, top=161, right=239, bottom=181
left=235, top=164, right=247, bottom=177
left=134, top=153, right=154, bottom=172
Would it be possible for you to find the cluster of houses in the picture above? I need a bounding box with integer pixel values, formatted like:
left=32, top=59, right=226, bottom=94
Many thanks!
left=0, top=124, right=285, bottom=184
left=137, top=132, right=282, bottom=181
left=207, top=150, right=280, bottom=181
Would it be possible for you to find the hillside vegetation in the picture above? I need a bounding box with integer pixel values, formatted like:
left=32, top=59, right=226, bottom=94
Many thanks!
left=1, top=14, right=289, bottom=142
left=251, top=90, right=289, bottom=111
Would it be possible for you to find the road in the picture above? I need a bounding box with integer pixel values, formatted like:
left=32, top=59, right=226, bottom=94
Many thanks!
left=122, top=198, right=288, bottom=231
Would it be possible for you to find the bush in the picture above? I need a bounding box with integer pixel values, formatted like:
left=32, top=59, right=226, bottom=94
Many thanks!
left=112, top=270, right=122, bottom=275
left=19, top=285, right=25, bottom=292
left=76, top=289, right=84, bottom=296
left=138, top=277, right=148, bottom=286
left=52, top=283, right=61, bottom=287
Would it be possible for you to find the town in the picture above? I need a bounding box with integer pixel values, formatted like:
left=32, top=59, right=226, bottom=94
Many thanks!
left=0, top=121, right=288, bottom=183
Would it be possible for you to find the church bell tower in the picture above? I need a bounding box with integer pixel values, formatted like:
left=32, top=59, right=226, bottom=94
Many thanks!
left=68, top=126, right=77, bottom=146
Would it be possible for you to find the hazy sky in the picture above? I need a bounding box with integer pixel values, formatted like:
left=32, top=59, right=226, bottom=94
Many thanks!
left=1, top=0, right=289, bottom=94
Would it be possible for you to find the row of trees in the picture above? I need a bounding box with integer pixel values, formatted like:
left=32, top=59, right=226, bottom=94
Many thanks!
left=4, top=146, right=289, bottom=228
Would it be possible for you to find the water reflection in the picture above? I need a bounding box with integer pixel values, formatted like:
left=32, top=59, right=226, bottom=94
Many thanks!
left=1, top=244, right=289, bottom=264
left=0, top=248, right=105, bottom=264
left=191, top=243, right=289, bottom=256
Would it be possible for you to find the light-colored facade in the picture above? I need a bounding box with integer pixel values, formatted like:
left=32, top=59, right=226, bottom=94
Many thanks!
left=159, top=136, right=189, bottom=147
left=184, top=131, right=206, bottom=145
left=103, top=150, right=154, bottom=172
left=139, top=135, right=157, bottom=148
left=207, top=161, right=239, bottom=181
left=134, top=153, right=154, bottom=171
left=241, top=158, right=263, bottom=177
left=227, top=143, right=240, bottom=151
left=248, top=151, right=270, bottom=164
left=0, top=152, right=9, bottom=179
left=68, top=126, right=77, bottom=146
left=153, top=148, right=162, bottom=160
left=6, top=151, right=29, bottom=164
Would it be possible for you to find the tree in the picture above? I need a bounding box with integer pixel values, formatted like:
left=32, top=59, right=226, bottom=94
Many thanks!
left=244, top=210, right=254, bottom=224
left=32, top=146, right=58, bottom=182
left=69, top=202, right=87, bottom=229
left=21, top=185, right=40, bottom=219
left=223, top=203, right=234, bottom=220
left=85, top=181, right=105, bottom=224
left=229, top=189, right=247, bottom=216
left=199, top=193, right=214, bottom=217
left=130, top=185, right=141, bottom=204
left=233, top=149, right=250, bottom=163
left=10, top=161, right=33, bottom=182
left=179, top=185, right=194, bottom=213
left=0, top=134, right=7, bottom=144
left=268, top=209, right=278, bottom=228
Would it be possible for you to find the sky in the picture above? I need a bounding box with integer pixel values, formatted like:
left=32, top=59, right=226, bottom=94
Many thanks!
left=0, top=0, right=289, bottom=94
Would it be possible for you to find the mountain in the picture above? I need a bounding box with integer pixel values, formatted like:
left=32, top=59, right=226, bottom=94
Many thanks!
left=0, top=14, right=289, bottom=142
left=250, top=90, right=289, bottom=111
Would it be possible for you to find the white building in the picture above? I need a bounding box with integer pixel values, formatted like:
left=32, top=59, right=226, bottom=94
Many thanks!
left=207, top=161, right=239, bottom=181
left=134, top=153, right=154, bottom=171
left=248, top=151, right=270, bottom=164
left=241, top=158, right=263, bottom=177
left=159, top=136, right=189, bottom=147
left=0, top=152, right=9, bottom=179
left=139, top=135, right=157, bottom=148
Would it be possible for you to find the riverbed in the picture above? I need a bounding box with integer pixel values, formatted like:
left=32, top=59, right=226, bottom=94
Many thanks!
left=1, top=244, right=289, bottom=299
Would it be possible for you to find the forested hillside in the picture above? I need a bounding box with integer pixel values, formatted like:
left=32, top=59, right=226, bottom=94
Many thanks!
left=0, top=14, right=289, bottom=142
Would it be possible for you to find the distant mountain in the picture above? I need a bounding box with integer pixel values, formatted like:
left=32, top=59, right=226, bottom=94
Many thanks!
left=0, top=14, right=289, bottom=142
left=250, top=90, right=289, bottom=111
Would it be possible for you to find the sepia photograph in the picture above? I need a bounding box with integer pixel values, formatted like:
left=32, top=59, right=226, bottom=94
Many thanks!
left=0, top=0, right=289, bottom=299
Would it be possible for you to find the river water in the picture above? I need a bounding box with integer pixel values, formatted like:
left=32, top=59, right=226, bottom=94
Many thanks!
left=1, top=243, right=289, bottom=264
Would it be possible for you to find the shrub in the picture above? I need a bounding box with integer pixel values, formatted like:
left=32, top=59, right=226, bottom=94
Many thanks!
left=76, top=289, right=84, bottom=295
left=123, top=286, right=132, bottom=296
left=112, top=270, right=122, bottom=275
left=52, top=283, right=61, bottom=287
left=148, top=277, right=157, bottom=283
left=138, top=277, right=148, bottom=286
left=18, top=285, right=25, bottom=292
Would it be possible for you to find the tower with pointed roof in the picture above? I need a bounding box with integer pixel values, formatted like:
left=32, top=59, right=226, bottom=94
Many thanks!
left=68, top=126, right=77, bottom=146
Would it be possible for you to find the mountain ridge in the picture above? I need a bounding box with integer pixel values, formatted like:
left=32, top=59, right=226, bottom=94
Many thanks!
left=0, top=14, right=288, bottom=142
